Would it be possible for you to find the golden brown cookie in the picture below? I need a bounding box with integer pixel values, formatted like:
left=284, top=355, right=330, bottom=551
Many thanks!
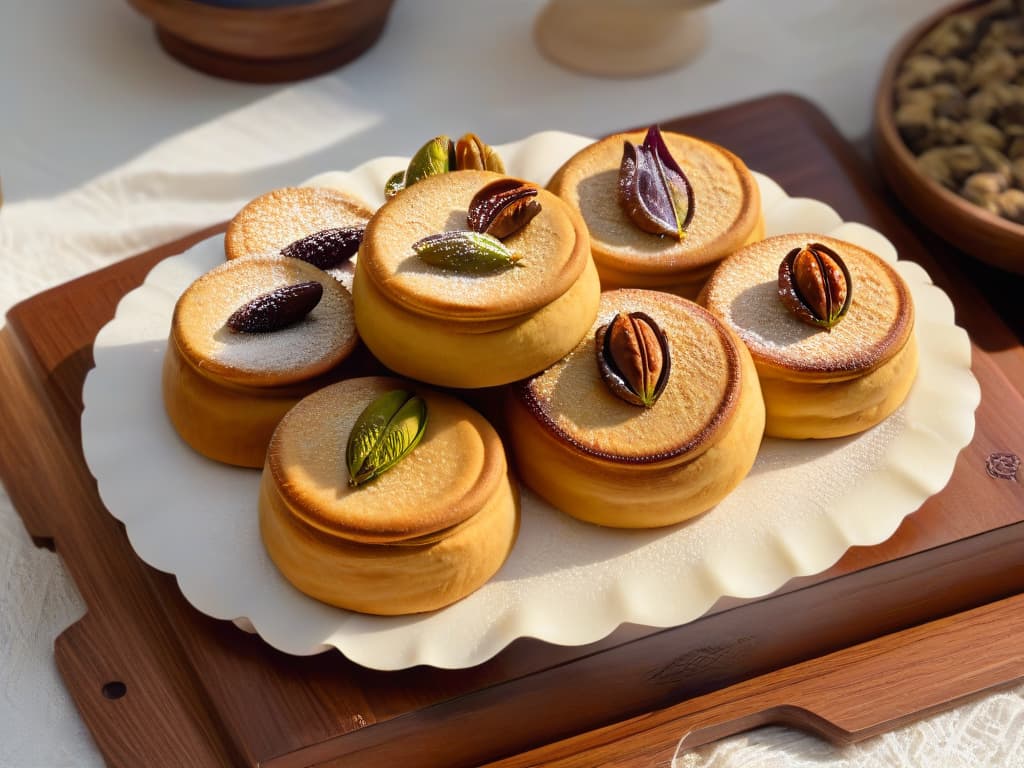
left=548, top=129, right=764, bottom=297
left=225, top=186, right=374, bottom=288
left=353, top=170, right=601, bottom=388
left=506, top=288, right=765, bottom=528
left=699, top=233, right=917, bottom=438
left=163, top=255, right=360, bottom=467
left=260, top=376, right=519, bottom=615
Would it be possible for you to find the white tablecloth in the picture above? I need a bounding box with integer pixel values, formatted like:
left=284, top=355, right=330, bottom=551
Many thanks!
left=1, top=0, right=1022, bottom=765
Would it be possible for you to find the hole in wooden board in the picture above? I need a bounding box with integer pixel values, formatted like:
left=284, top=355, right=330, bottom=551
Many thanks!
left=101, top=681, right=127, bottom=700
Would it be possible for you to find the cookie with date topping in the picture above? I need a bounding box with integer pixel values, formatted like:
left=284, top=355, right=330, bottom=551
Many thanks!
left=225, top=186, right=373, bottom=290
left=163, top=255, right=367, bottom=467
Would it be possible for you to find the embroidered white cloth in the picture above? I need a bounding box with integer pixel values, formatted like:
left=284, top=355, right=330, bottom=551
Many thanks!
left=1, top=0, right=1021, bottom=765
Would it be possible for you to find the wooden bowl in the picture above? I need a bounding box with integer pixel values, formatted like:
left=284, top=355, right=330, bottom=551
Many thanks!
left=127, top=0, right=394, bottom=83
left=873, top=0, right=1024, bottom=275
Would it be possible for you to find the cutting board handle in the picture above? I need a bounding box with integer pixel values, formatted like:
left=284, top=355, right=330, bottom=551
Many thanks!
left=483, top=591, right=1024, bottom=767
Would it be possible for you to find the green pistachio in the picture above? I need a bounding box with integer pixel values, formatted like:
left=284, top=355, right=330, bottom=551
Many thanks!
left=346, top=390, right=428, bottom=487
left=412, top=230, right=522, bottom=273
left=384, top=170, right=406, bottom=199
left=404, top=135, right=456, bottom=188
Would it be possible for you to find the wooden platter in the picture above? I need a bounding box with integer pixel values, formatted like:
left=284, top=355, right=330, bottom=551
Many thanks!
left=1, top=94, right=1022, bottom=767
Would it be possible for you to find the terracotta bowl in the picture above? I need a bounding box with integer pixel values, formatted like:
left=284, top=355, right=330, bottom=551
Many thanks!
left=127, top=0, right=395, bottom=82
left=873, top=0, right=1024, bottom=275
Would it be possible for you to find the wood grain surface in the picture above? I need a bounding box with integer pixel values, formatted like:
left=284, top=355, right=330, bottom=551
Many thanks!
left=479, top=591, right=1024, bottom=768
left=0, top=94, right=1022, bottom=768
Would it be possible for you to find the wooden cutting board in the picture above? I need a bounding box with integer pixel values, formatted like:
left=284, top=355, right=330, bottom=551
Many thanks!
left=1, top=94, right=1022, bottom=768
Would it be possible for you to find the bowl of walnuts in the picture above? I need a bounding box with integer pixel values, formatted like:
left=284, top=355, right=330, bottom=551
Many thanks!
left=874, top=0, right=1024, bottom=274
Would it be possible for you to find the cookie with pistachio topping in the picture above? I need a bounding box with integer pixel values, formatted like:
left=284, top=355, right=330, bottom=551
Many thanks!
left=260, top=376, right=519, bottom=615
left=352, top=170, right=601, bottom=388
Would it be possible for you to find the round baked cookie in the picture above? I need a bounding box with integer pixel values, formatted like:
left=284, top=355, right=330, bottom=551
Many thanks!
left=548, top=130, right=764, bottom=297
left=506, top=289, right=765, bottom=528
left=352, top=170, right=601, bottom=388
left=163, top=254, right=361, bottom=468
left=225, top=186, right=374, bottom=289
left=259, top=376, right=519, bottom=615
left=699, top=233, right=917, bottom=439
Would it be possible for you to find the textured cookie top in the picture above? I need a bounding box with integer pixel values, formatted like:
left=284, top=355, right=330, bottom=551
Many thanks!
left=700, top=234, right=914, bottom=377
left=171, top=255, right=357, bottom=386
left=548, top=130, right=761, bottom=275
left=519, top=289, right=743, bottom=464
left=359, top=170, right=589, bottom=321
left=267, top=377, right=508, bottom=544
left=225, top=186, right=373, bottom=287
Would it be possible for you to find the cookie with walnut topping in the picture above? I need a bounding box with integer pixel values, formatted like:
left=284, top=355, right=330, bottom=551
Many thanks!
left=699, top=233, right=917, bottom=439
left=352, top=170, right=600, bottom=388
left=506, top=288, right=765, bottom=528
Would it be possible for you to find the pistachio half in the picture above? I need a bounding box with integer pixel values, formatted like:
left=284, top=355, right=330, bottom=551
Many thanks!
left=413, top=230, right=522, bottom=273
left=346, top=389, right=428, bottom=487
left=385, top=133, right=506, bottom=198
left=777, top=242, right=852, bottom=330
left=281, top=226, right=364, bottom=270
left=467, top=178, right=541, bottom=239
left=406, top=135, right=457, bottom=187
left=384, top=170, right=406, bottom=199
left=618, top=125, right=694, bottom=240
left=384, top=136, right=456, bottom=198
left=226, top=281, right=323, bottom=333
left=596, top=312, right=671, bottom=408
left=455, top=133, right=506, bottom=173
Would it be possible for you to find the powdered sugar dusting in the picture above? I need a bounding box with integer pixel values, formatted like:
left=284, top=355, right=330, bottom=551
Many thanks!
left=553, top=131, right=756, bottom=266
left=81, top=133, right=977, bottom=669
left=703, top=234, right=909, bottom=371
left=175, top=255, right=355, bottom=382
left=226, top=186, right=373, bottom=260
left=527, top=289, right=733, bottom=459
left=364, top=171, right=581, bottom=317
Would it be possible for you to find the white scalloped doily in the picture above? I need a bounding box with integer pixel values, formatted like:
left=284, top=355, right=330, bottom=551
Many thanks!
left=81, top=132, right=979, bottom=670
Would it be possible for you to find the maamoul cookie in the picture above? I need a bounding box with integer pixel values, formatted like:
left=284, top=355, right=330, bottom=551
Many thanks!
left=699, top=234, right=917, bottom=439
left=259, top=376, right=519, bottom=615
left=548, top=126, right=764, bottom=297
left=506, top=288, right=765, bottom=528
left=225, top=186, right=373, bottom=288
left=352, top=170, right=601, bottom=388
left=163, top=254, right=360, bottom=468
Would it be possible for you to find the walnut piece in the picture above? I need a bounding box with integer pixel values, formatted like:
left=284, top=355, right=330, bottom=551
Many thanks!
left=962, top=172, right=1009, bottom=213
left=997, top=188, right=1024, bottom=222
